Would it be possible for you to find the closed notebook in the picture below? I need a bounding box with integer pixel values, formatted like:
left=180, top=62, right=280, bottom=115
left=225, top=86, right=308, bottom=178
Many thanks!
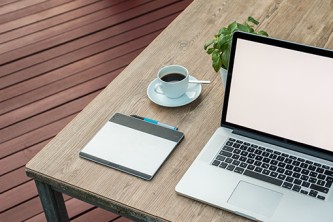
left=79, top=113, right=184, bottom=180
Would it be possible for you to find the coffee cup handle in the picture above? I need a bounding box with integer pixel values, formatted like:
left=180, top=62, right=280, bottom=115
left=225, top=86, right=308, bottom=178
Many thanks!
left=154, top=83, right=164, bottom=95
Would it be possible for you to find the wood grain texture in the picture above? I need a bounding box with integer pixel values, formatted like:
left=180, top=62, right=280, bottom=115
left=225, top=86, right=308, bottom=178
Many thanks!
left=25, top=0, right=333, bottom=221
left=1, top=0, right=193, bottom=221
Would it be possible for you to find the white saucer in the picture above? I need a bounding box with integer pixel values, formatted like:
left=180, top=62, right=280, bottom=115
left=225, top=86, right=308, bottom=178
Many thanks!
left=147, top=75, right=202, bottom=107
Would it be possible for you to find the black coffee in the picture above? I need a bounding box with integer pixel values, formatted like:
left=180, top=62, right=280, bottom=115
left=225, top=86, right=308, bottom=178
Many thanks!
left=161, top=73, right=186, bottom=82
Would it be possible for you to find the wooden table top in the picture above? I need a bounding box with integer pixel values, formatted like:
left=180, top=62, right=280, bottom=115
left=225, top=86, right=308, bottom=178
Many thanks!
left=26, top=0, right=333, bottom=221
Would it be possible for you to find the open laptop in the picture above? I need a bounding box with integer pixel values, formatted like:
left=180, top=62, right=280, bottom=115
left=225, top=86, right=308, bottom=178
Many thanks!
left=176, top=32, right=333, bottom=222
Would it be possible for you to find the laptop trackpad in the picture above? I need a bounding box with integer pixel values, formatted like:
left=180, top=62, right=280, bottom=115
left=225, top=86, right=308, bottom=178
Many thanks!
left=228, top=181, right=283, bottom=217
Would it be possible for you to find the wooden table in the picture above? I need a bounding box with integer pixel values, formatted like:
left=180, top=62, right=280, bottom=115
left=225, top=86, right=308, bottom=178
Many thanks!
left=26, top=0, right=333, bottom=221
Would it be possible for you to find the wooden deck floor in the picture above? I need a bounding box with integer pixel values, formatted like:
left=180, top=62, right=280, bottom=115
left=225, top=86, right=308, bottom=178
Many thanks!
left=0, top=0, right=192, bottom=221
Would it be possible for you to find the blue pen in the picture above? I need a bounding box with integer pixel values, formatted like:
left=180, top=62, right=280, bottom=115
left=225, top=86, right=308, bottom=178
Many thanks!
left=131, top=115, right=178, bottom=130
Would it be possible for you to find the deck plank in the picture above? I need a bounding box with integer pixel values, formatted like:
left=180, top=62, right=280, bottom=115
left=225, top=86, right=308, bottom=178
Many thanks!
left=0, top=0, right=193, bottom=221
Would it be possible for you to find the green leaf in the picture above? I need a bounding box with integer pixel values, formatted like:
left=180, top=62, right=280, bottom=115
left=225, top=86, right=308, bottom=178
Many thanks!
left=221, top=47, right=230, bottom=70
left=212, top=55, right=222, bottom=72
left=218, top=27, right=230, bottom=36
left=207, top=48, right=214, bottom=54
left=227, top=21, right=237, bottom=32
left=204, top=40, right=214, bottom=50
left=237, top=23, right=251, bottom=33
left=258, top=30, right=269, bottom=36
left=247, top=16, right=259, bottom=25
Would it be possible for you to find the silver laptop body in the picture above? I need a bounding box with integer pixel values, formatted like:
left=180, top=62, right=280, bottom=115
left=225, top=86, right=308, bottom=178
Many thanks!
left=176, top=32, right=333, bottom=222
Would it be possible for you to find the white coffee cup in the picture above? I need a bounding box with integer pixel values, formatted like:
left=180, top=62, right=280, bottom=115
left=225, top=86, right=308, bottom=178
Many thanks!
left=154, top=65, right=189, bottom=98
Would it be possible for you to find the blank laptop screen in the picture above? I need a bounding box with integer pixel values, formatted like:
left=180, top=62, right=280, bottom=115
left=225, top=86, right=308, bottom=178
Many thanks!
left=226, top=38, right=333, bottom=152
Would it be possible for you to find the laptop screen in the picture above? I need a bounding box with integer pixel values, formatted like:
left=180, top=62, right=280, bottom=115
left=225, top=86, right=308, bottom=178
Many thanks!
left=224, top=33, right=333, bottom=154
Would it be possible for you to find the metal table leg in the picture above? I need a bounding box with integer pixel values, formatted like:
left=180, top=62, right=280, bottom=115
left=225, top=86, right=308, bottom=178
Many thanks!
left=35, top=180, right=70, bottom=222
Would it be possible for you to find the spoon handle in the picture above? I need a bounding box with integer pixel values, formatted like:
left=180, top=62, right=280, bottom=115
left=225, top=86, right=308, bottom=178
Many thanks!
left=189, top=80, right=211, bottom=84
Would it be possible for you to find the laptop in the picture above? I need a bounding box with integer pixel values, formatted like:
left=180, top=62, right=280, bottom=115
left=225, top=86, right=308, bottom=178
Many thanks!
left=176, top=32, right=333, bottom=222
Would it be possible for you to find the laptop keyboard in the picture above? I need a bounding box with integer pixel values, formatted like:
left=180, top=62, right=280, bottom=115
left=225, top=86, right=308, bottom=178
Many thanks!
left=212, top=137, right=333, bottom=200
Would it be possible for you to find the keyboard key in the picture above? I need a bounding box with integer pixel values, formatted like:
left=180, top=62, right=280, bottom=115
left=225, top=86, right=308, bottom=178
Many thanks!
left=282, top=182, right=293, bottom=189
left=223, top=146, right=234, bottom=152
left=300, top=163, right=308, bottom=169
left=220, top=151, right=232, bottom=157
left=297, top=157, right=305, bottom=162
left=309, top=177, right=317, bottom=183
left=234, top=149, right=241, bottom=154
left=269, top=165, right=277, bottom=171
left=269, top=154, right=278, bottom=159
left=263, top=158, right=270, bottom=163
left=292, top=161, right=300, bottom=166
left=240, top=145, right=248, bottom=150
left=255, top=167, right=263, bottom=173
left=324, top=169, right=333, bottom=177
left=226, top=158, right=233, bottom=163
left=270, top=160, right=278, bottom=165
left=234, top=167, right=244, bottom=174
left=292, top=185, right=301, bottom=192
left=285, top=170, right=293, bottom=176
left=233, top=143, right=241, bottom=148
left=317, top=180, right=325, bottom=186
left=244, top=170, right=283, bottom=186
left=216, top=155, right=225, bottom=161
left=301, top=169, right=309, bottom=175
left=212, top=160, right=220, bottom=166
left=310, top=184, right=329, bottom=193
left=254, top=161, right=261, bottom=166
left=286, top=176, right=294, bottom=183
left=284, top=158, right=292, bottom=164
left=322, top=165, right=330, bottom=170
left=277, top=168, right=284, bottom=173
left=310, top=172, right=318, bottom=177
left=263, top=169, right=270, bottom=175
left=270, top=172, right=278, bottom=178
left=254, top=150, right=262, bottom=155
left=314, top=162, right=321, bottom=167
left=308, top=165, right=316, bottom=171
left=247, top=159, right=254, bottom=164
left=318, top=174, right=326, bottom=180
left=247, top=165, right=255, bottom=170
left=302, top=181, right=310, bottom=188
left=278, top=174, right=286, bottom=180
left=292, top=172, right=301, bottom=179
left=232, top=160, right=240, bottom=166
left=301, top=190, right=309, bottom=195
left=240, top=162, right=247, bottom=168
left=219, top=162, right=228, bottom=169
left=226, top=165, right=235, bottom=171
left=301, top=175, right=309, bottom=181
left=286, top=164, right=293, bottom=170
left=226, top=141, right=234, bottom=146
left=309, top=190, right=318, bottom=197
left=317, top=195, right=325, bottom=200
left=294, top=179, right=302, bottom=185
left=325, top=181, right=332, bottom=188
left=262, top=152, right=270, bottom=157
left=262, top=163, right=269, bottom=169
left=228, top=138, right=236, bottom=142
left=232, top=154, right=240, bottom=160
left=316, top=168, right=324, bottom=174
left=240, top=151, right=248, bottom=156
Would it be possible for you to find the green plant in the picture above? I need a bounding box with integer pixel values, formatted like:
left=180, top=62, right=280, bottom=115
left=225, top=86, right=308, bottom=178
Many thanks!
left=204, top=16, right=268, bottom=71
